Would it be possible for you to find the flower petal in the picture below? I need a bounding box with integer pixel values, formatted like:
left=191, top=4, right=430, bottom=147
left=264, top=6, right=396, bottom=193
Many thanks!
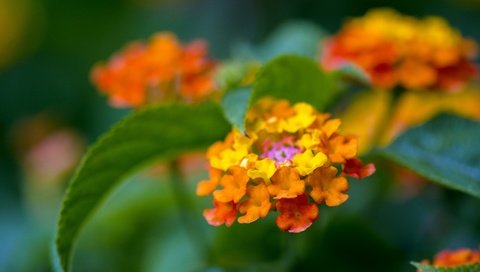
left=213, top=166, right=249, bottom=203
left=306, top=166, right=349, bottom=206
left=268, top=167, right=305, bottom=199
left=327, top=134, right=358, bottom=163
left=275, top=194, right=319, bottom=233
left=343, top=158, right=376, bottom=179
left=293, top=150, right=328, bottom=176
left=203, top=200, right=237, bottom=227
left=247, top=158, right=276, bottom=183
left=238, top=183, right=271, bottom=223
left=196, top=167, right=223, bottom=196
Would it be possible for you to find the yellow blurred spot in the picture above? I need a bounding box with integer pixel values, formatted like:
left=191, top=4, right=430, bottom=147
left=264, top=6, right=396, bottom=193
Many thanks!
left=340, top=90, right=391, bottom=154
left=0, top=0, right=43, bottom=69
left=381, top=87, right=480, bottom=145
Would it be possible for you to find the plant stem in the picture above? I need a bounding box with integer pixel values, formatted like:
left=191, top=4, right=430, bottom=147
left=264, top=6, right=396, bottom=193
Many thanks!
left=168, top=159, right=211, bottom=263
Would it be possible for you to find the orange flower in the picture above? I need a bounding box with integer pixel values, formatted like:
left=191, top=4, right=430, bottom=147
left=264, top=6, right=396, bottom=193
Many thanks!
left=197, top=98, right=375, bottom=232
left=91, top=32, right=218, bottom=108
left=213, top=166, right=249, bottom=203
left=433, top=248, right=480, bottom=267
left=306, top=166, right=349, bottom=206
left=324, top=134, right=358, bottom=163
left=419, top=248, right=480, bottom=270
left=343, top=158, right=376, bottom=179
left=322, top=27, right=397, bottom=88
left=196, top=167, right=222, bottom=196
left=275, top=194, right=319, bottom=233
left=321, top=8, right=478, bottom=91
left=327, top=9, right=480, bottom=157
left=268, top=167, right=305, bottom=199
left=203, top=200, right=237, bottom=227
left=238, top=183, right=271, bottom=223
left=396, top=59, right=437, bottom=89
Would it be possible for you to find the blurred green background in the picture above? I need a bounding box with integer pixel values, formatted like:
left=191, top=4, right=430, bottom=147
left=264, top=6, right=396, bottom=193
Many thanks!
left=1, top=0, right=480, bottom=271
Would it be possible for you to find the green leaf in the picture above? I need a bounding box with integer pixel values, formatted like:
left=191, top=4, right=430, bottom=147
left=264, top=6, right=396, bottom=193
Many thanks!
left=232, top=21, right=327, bottom=63
left=251, top=55, right=338, bottom=111
left=411, top=261, right=480, bottom=272
left=219, top=55, right=340, bottom=132
left=378, top=114, right=480, bottom=198
left=54, top=101, right=230, bottom=271
left=256, top=21, right=327, bottom=61
left=334, top=61, right=371, bottom=85
left=221, top=87, right=252, bottom=132
left=215, top=60, right=257, bottom=91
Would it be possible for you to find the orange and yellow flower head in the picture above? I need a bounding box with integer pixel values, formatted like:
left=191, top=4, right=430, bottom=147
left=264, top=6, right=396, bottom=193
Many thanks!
left=321, top=8, right=478, bottom=91
left=420, top=248, right=480, bottom=269
left=197, top=98, right=375, bottom=232
left=91, top=32, right=218, bottom=108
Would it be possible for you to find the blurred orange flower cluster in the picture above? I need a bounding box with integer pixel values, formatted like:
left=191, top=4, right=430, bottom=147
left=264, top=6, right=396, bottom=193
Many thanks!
left=420, top=248, right=480, bottom=270
left=322, top=8, right=478, bottom=91
left=196, top=98, right=374, bottom=232
left=91, top=32, right=218, bottom=108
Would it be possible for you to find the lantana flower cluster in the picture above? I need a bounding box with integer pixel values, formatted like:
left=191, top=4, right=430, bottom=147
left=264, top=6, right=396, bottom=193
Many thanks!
left=420, top=248, right=480, bottom=269
left=197, top=98, right=375, bottom=233
left=322, top=8, right=478, bottom=91
left=91, top=32, right=218, bottom=108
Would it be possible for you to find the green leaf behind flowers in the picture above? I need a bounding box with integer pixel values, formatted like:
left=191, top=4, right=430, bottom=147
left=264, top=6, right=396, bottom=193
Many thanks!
left=220, top=55, right=339, bottom=131
left=333, top=61, right=371, bottom=85
left=221, top=87, right=252, bottom=132
left=379, top=114, right=480, bottom=199
left=54, top=102, right=230, bottom=271
left=251, top=55, right=338, bottom=110
left=255, top=21, right=327, bottom=61
left=231, top=21, right=326, bottom=62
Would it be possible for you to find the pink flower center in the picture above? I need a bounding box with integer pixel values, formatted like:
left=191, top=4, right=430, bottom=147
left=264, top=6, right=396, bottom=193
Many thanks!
left=261, top=136, right=302, bottom=165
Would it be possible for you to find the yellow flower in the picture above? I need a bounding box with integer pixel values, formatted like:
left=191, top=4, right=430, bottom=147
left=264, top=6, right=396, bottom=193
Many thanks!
left=292, top=150, right=328, bottom=176
left=210, top=130, right=249, bottom=171
left=247, top=158, right=276, bottom=184
left=281, top=103, right=317, bottom=133
left=297, top=130, right=321, bottom=149
left=210, top=147, right=247, bottom=171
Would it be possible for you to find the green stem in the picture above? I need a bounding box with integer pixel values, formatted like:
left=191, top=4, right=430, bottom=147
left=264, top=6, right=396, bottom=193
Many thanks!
left=281, top=233, right=298, bottom=269
left=168, top=159, right=211, bottom=263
